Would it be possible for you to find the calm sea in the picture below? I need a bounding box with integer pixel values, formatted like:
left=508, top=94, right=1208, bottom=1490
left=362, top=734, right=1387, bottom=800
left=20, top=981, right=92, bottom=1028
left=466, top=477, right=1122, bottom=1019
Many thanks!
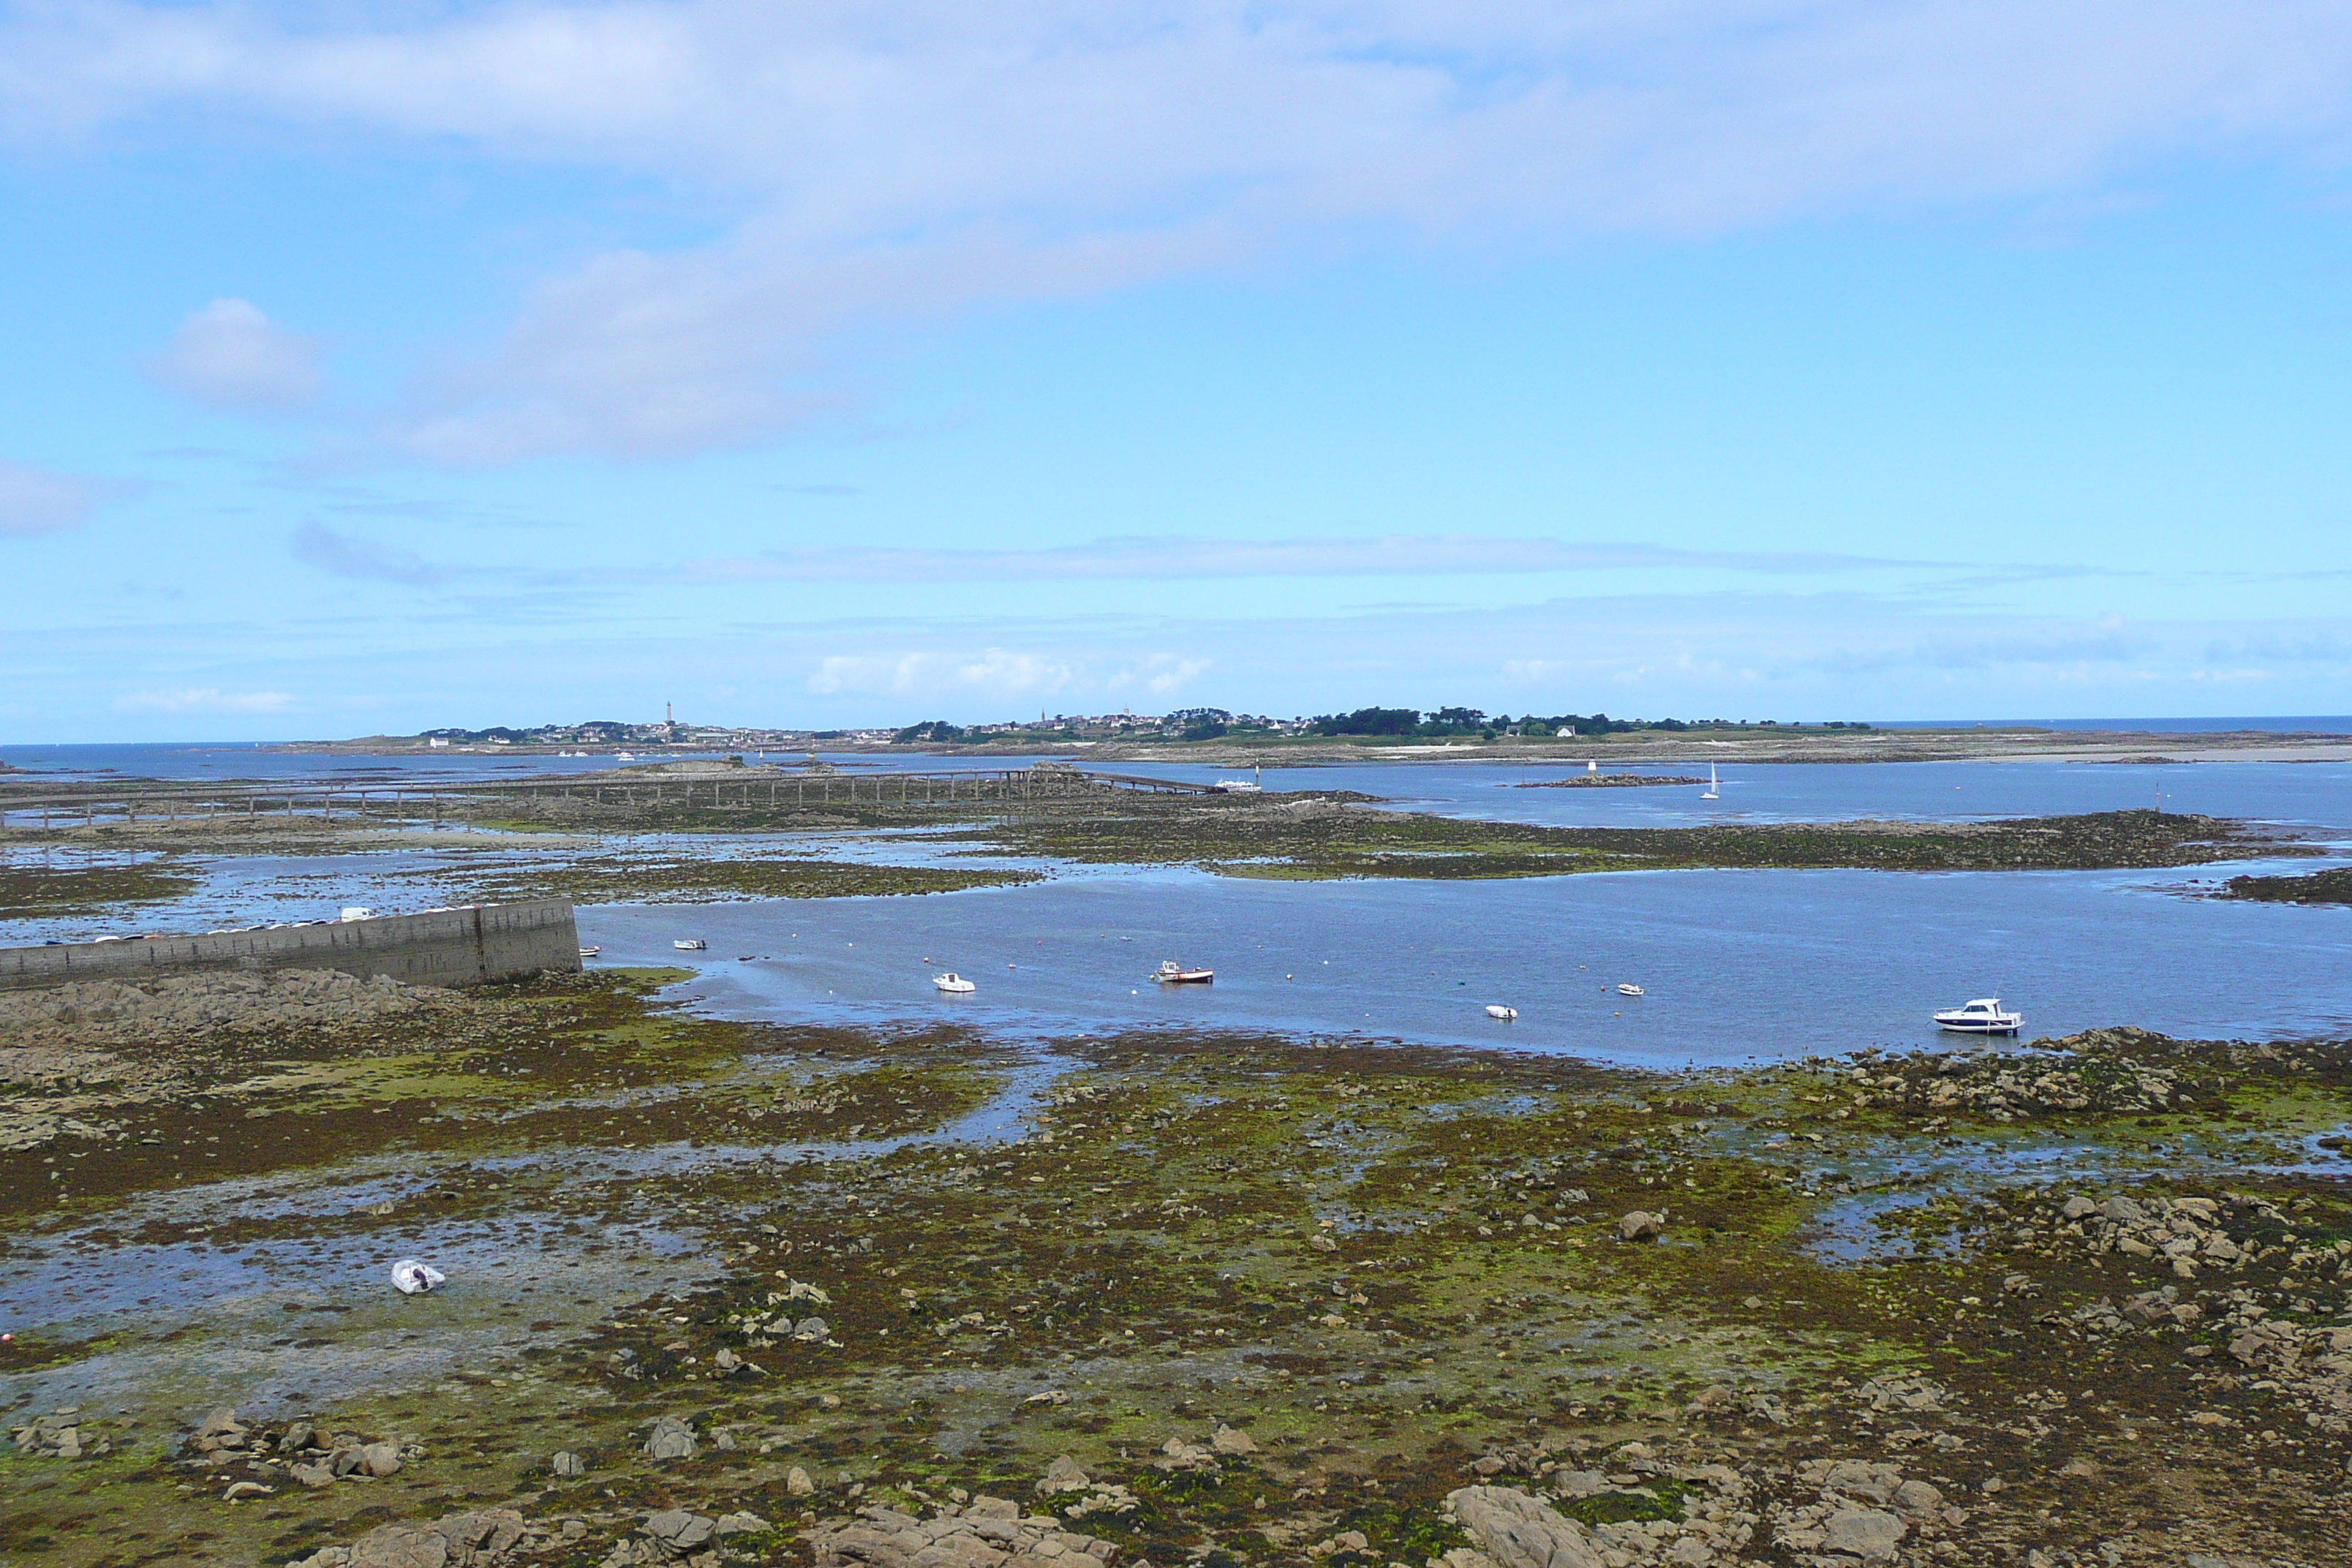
left=4, top=744, right=2345, bottom=1064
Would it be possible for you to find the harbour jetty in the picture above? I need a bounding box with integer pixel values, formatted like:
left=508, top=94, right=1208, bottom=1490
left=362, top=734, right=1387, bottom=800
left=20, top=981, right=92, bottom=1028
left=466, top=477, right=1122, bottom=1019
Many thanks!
left=0, top=899, right=580, bottom=992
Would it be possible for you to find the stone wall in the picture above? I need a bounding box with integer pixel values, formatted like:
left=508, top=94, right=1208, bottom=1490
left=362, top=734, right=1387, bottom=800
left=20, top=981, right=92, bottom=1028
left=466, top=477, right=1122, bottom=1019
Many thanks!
left=0, top=900, right=580, bottom=992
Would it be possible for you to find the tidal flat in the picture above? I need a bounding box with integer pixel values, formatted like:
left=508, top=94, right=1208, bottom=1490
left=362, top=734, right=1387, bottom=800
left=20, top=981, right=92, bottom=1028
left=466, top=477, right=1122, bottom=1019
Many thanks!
left=3, top=971, right=2348, bottom=1568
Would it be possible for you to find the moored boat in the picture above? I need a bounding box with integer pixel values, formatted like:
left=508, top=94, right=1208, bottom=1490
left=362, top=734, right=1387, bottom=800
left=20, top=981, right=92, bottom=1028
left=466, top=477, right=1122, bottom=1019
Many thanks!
left=579, top=945, right=601, bottom=958
left=1934, top=998, right=2020, bottom=1034
left=1618, top=983, right=1644, bottom=997
left=1485, top=1004, right=1518, bottom=1020
left=934, top=971, right=976, bottom=994
left=1152, top=960, right=1214, bottom=984
left=674, top=938, right=707, bottom=951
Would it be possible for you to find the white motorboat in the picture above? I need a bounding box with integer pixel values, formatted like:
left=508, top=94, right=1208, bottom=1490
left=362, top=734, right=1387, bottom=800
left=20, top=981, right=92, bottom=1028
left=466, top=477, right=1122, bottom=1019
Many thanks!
left=1211, top=779, right=1262, bottom=794
left=1618, top=983, right=1644, bottom=997
left=1152, top=960, right=1215, bottom=984
left=578, top=945, right=601, bottom=958
left=674, top=938, right=707, bottom=951
left=934, top=972, right=976, bottom=994
left=1934, top=998, right=2021, bottom=1034
left=1485, top=1004, right=1518, bottom=1021
left=1700, top=764, right=1719, bottom=801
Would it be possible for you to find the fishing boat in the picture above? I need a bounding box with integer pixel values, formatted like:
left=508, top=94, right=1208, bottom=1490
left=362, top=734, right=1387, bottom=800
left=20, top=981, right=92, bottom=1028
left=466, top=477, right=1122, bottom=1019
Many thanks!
left=578, top=945, right=601, bottom=958
left=934, top=972, right=976, bottom=994
left=1152, top=960, right=1215, bottom=984
left=674, top=938, right=707, bottom=951
left=1617, top=983, right=1644, bottom=997
left=1700, top=764, right=1719, bottom=801
left=1934, top=998, right=2021, bottom=1034
left=1485, top=1004, right=1518, bottom=1021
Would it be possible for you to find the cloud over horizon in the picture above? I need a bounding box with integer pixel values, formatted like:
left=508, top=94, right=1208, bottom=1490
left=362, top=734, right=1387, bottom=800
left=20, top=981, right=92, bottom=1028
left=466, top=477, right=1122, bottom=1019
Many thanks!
left=674, top=535, right=1941, bottom=584
left=10, top=1, right=2352, bottom=462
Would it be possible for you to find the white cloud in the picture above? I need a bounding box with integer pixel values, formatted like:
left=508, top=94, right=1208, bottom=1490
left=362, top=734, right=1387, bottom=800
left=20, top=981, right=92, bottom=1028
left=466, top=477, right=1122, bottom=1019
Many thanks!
left=0, top=459, right=106, bottom=536
left=292, top=520, right=453, bottom=587
left=147, top=298, right=323, bottom=415
left=807, top=646, right=1205, bottom=701
left=808, top=647, right=1082, bottom=700
left=112, top=687, right=295, bottom=713
left=7, top=2, right=2352, bottom=461
left=676, top=535, right=1929, bottom=584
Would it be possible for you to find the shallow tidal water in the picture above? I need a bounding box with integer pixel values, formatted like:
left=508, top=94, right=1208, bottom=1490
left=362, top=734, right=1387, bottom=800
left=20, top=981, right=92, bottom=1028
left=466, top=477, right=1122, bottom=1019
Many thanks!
left=592, top=853, right=2352, bottom=1066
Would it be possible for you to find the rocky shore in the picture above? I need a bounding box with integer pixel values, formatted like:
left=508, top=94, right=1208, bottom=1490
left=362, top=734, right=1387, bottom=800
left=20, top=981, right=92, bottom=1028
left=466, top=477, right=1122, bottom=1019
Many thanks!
left=1, top=973, right=2347, bottom=1568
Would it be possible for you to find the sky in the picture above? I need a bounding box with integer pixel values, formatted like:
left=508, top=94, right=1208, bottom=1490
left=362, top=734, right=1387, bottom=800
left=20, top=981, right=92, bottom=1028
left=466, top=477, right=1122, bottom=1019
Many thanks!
left=5, top=2, right=2352, bottom=741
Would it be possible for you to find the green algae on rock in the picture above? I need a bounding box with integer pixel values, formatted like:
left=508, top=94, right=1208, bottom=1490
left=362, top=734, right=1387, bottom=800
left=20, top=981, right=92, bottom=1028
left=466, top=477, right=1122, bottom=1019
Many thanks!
left=2218, top=864, right=2352, bottom=907
left=3, top=976, right=2349, bottom=1568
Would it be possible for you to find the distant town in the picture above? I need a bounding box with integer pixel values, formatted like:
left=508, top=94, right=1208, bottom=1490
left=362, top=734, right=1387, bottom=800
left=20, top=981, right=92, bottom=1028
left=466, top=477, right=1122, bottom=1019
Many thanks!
left=381, top=705, right=1874, bottom=753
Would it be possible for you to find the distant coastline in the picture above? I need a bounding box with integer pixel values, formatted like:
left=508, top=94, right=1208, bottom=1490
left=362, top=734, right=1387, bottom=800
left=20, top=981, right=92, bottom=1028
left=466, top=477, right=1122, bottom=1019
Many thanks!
left=252, top=723, right=2352, bottom=768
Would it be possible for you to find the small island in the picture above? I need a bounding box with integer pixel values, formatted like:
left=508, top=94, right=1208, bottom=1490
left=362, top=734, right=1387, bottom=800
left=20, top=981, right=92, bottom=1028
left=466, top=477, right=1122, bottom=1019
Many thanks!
left=1518, top=772, right=1705, bottom=788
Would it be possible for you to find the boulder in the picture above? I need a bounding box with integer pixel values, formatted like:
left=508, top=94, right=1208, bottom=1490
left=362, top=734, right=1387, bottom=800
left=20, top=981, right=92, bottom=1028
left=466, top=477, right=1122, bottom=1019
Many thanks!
left=1820, top=1508, right=1905, bottom=1561
left=643, top=1511, right=717, bottom=1552
left=1617, top=1211, right=1665, bottom=1242
left=643, top=1417, right=698, bottom=1461
left=1444, top=1485, right=1606, bottom=1568
left=349, top=1524, right=451, bottom=1568
left=1040, top=1455, right=1091, bottom=1494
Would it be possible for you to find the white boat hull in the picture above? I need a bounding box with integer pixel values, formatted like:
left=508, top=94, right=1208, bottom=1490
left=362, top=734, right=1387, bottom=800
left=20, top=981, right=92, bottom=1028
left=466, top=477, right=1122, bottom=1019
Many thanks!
left=1934, top=998, right=2020, bottom=1033
left=1485, top=1005, right=1517, bottom=1020
left=674, top=939, right=706, bottom=951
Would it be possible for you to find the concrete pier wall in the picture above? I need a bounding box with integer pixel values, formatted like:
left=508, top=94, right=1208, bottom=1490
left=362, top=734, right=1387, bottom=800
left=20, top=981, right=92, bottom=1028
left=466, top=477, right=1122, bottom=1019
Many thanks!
left=0, top=901, right=581, bottom=992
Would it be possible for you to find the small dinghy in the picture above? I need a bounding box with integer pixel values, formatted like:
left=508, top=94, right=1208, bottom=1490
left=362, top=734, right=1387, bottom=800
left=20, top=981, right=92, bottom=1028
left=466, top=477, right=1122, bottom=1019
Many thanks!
left=1485, top=1004, right=1518, bottom=1021
left=1934, top=998, right=2021, bottom=1034
left=674, top=938, right=707, bottom=951
left=578, top=945, right=601, bottom=958
left=934, top=972, right=976, bottom=994
left=390, top=1259, right=446, bottom=1295
left=1151, top=960, right=1214, bottom=984
left=1617, top=983, right=1644, bottom=997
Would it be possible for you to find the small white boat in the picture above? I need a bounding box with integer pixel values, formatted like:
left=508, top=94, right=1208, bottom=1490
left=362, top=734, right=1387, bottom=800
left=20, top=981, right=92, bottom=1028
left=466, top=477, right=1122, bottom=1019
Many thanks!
left=1211, top=779, right=1262, bottom=794
left=1700, top=764, right=1719, bottom=801
left=1485, top=1004, right=1518, bottom=1021
left=579, top=945, right=601, bottom=958
left=674, top=938, right=707, bottom=951
left=1618, top=983, right=1644, bottom=997
left=1934, top=998, right=2021, bottom=1034
left=1152, top=960, right=1215, bottom=984
left=934, top=972, right=976, bottom=994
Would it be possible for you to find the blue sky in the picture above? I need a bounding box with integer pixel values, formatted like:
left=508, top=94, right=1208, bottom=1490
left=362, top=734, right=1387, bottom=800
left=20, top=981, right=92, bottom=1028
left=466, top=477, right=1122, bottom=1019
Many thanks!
left=5, top=3, right=2352, bottom=741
